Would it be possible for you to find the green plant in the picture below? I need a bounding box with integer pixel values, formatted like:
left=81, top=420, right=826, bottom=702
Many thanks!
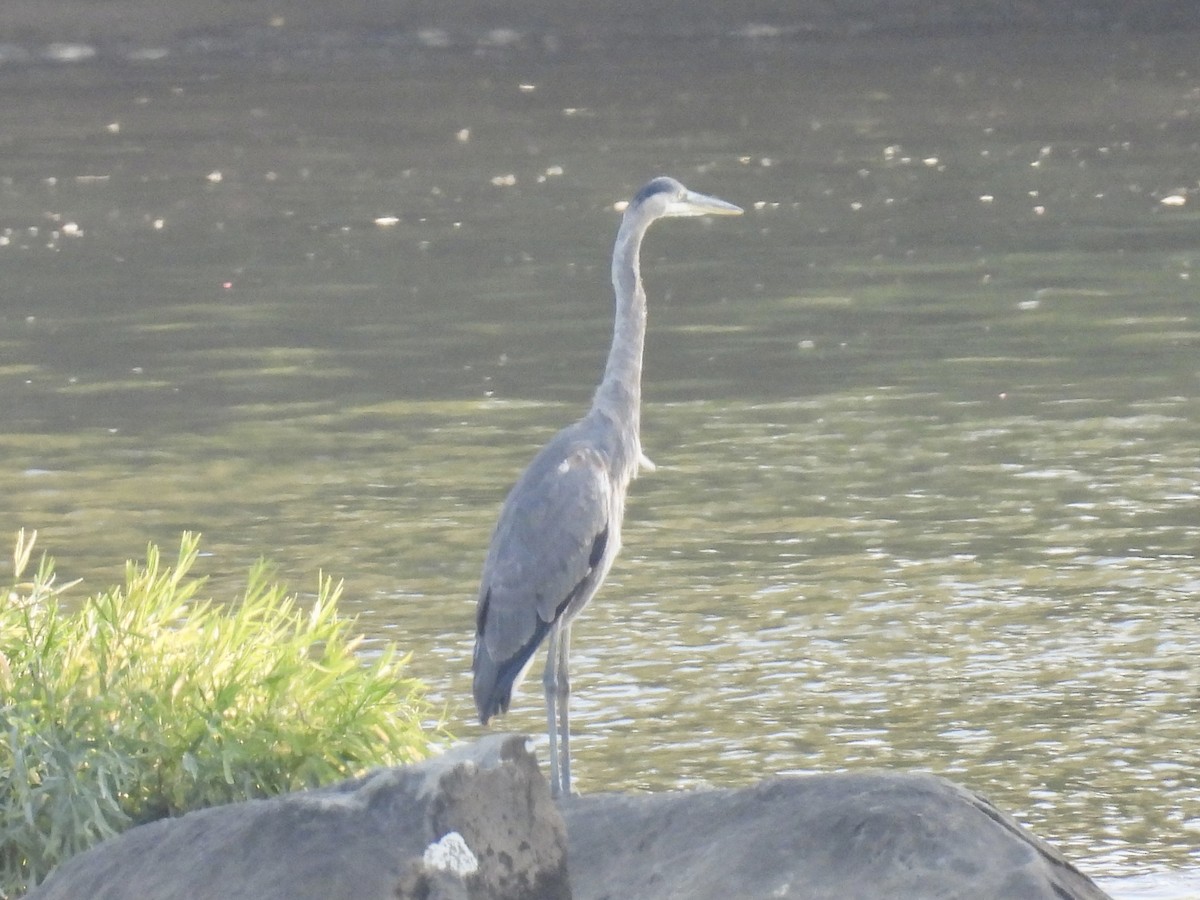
left=0, top=531, right=448, bottom=896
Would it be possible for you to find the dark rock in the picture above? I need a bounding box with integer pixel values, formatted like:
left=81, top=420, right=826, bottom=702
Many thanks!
left=560, top=771, right=1112, bottom=900
left=27, top=736, right=1111, bottom=900
left=25, top=734, right=569, bottom=900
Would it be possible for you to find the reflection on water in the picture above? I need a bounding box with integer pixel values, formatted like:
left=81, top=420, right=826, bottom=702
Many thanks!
left=1, top=33, right=1198, bottom=894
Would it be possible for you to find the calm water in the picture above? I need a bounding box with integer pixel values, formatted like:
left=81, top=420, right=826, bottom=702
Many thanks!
left=2, top=32, right=1198, bottom=896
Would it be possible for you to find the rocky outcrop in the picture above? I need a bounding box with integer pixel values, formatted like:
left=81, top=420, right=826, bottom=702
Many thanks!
left=561, top=772, right=1111, bottom=900
left=25, top=734, right=569, bottom=900
left=26, top=734, right=1111, bottom=900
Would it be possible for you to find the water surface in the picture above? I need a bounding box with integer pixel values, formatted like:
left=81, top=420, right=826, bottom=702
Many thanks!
left=1, top=33, right=1198, bottom=895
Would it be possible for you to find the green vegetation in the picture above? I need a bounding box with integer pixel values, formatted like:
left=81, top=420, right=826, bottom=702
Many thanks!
left=0, top=531, right=447, bottom=897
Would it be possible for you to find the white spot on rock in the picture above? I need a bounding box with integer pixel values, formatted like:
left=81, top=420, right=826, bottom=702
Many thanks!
left=423, top=831, right=478, bottom=876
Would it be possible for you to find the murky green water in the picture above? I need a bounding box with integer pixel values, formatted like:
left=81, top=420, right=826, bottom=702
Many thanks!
left=2, top=33, right=1198, bottom=894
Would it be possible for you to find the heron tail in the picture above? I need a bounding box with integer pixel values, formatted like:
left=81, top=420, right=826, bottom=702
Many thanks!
left=472, top=615, right=549, bottom=725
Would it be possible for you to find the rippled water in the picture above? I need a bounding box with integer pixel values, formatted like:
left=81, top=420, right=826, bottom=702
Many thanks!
left=2, top=32, right=1198, bottom=895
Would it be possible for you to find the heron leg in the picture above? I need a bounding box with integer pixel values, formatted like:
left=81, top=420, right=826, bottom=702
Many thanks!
left=542, top=623, right=562, bottom=798
left=556, top=622, right=573, bottom=797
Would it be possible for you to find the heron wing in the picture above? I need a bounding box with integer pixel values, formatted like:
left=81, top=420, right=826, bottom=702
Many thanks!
left=477, top=433, right=613, bottom=665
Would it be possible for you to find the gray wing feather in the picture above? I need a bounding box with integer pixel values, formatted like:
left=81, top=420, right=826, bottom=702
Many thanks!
left=479, top=430, right=613, bottom=665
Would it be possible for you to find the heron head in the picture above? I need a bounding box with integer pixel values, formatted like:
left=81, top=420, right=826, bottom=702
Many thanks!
left=628, top=176, right=744, bottom=220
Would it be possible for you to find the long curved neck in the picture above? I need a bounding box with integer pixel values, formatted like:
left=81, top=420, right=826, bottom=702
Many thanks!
left=591, top=211, right=650, bottom=435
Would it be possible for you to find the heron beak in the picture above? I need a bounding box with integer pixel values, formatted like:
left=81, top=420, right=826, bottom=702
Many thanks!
left=668, top=190, right=744, bottom=218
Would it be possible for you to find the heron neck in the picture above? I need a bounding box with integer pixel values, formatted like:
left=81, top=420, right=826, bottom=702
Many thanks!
left=593, top=213, right=649, bottom=433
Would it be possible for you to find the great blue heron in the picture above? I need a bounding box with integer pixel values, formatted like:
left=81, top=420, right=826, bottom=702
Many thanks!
left=471, top=176, right=743, bottom=798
